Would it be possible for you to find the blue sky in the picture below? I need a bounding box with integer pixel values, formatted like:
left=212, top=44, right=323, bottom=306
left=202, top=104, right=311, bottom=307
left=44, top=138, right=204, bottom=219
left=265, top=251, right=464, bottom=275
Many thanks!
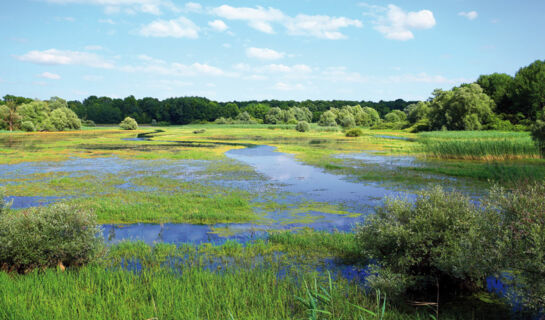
left=1, top=0, right=544, bottom=102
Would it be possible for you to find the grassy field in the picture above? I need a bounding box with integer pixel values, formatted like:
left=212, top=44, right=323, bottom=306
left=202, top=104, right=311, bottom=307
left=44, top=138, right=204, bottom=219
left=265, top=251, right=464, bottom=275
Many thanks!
left=0, top=232, right=510, bottom=320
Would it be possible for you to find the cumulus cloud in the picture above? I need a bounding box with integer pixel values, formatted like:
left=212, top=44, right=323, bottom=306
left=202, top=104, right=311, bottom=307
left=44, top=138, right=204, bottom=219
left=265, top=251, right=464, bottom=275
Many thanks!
left=139, top=17, right=199, bottom=38
left=184, top=2, right=202, bottom=12
left=211, top=5, right=361, bottom=39
left=38, top=72, right=61, bottom=80
left=211, top=5, right=284, bottom=34
left=285, top=15, right=362, bottom=39
left=459, top=11, right=478, bottom=20
left=208, top=19, right=228, bottom=32
left=373, top=4, right=436, bottom=41
left=246, top=47, right=285, bottom=60
left=256, top=64, right=312, bottom=74
left=17, top=49, right=114, bottom=68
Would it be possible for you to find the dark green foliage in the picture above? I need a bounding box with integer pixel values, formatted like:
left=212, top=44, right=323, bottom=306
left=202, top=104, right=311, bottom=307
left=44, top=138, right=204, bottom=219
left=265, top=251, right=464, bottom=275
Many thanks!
left=0, top=204, right=102, bottom=272
left=355, top=186, right=498, bottom=300
left=511, top=60, right=545, bottom=121
left=476, top=73, right=514, bottom=115
left=295, top=121, right=310, bottom=132
left=193, top=129, right=206, bottom=134
left=119, top=117, right=138, bottom=130
left=345, top=128, right=363, bottom=137
left=531, top=109, right=545, bottom=156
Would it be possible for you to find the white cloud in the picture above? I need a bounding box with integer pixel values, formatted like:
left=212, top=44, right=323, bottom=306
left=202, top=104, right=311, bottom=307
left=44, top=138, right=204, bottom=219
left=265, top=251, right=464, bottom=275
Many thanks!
left=284, top=15, right=362, bottom=39
left=373, top=4, right=436, bottom=41
left=256, top=64, right=312, bottom=74
left=17, top=49, right=114, bottom=68
left=209, top=19, right=228, bottom=32
left=211, top=5, right=285, bottom=34
left=120, top=55, right=226, bottom=77
left=246, top=47, right=285, bottom=60
left=43, top=0, right=179, bottom=15
left=38, top=72, right=61, bottom=80
left=459, top=11, right=478, bottom=20
left=139, top=17, right=199, bottom=38
left=211, top=5, right=361, bottom=39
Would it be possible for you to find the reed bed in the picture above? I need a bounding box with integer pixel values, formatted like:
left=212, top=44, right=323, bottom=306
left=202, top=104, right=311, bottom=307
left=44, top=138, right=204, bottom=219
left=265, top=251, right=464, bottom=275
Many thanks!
left=419, top=131, right=540, bottom=160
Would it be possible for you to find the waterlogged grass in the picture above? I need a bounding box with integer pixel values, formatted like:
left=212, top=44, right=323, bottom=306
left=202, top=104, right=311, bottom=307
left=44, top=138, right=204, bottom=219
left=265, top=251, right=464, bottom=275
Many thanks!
left=419, top=131, right=540, bottom=160
left=0, top=235, right=511, bottom=320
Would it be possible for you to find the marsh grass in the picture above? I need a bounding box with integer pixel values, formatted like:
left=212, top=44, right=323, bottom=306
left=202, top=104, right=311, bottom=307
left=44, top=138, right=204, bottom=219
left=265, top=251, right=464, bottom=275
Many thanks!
left=419, top=131, right=540, bottom=160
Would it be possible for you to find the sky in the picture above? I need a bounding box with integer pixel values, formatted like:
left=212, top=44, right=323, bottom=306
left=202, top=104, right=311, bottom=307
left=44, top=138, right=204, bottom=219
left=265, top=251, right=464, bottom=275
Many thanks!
left=0, top=0, right=544, bottom=102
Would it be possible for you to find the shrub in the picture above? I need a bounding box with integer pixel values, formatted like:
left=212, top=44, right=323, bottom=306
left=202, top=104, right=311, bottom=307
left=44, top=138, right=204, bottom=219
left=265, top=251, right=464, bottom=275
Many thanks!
left=214, top=117, right=231, bottom=124
left=193, top=129, right=205, bottom=134
left=531, top=111, right=545, bottom=156
left=355, top=186, right=498, bottom=301
left=295, top=121, right=310, bottom=132
left=82, top=119, right=96, bottom=127
left=487, top=183, right=545, bottom=312
left=151, top=119, right=157, bottom=126
left=345, top=128, right=363, bottom=137
left=0, top=204, right=102, bottom=273
left=0, top=188, right=10, bottom=215
left=20, top=121, right=35, bottom=132
left=120, top=117, right=138, bottom=130
left=46, top=107, right=82, bottom=131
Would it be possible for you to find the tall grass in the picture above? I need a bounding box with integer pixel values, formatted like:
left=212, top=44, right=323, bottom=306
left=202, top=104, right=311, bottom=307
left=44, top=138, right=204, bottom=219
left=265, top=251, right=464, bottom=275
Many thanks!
left=419, top=131, right=540, bottom=160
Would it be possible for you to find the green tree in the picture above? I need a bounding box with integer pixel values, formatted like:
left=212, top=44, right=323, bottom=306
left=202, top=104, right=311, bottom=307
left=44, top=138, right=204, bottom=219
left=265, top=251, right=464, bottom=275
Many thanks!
left=295, top=121, right=310, bottom=132
left=0, top=101, right=21, bottom=131
left=362, top=107, right=381, bottom=126
left=48, top=96, right=68, bottom=110
left=531, top=108, right=545, bottom=156
left=17, top=101, right=50, bottom=130
left=45, top=107, right=82, bottom=131
left=511, top=60, right=545, bottom=120
left=405, top=101, right=431, bottom=124
left=318, top=110, right=337, bottom=127
left=265, top=107, right=284, bottom=124
left=119, top=117, right=138, bottom=130
left=476, top=73, right=514, bottom=116
left=429, top=84, right=495, bottom=130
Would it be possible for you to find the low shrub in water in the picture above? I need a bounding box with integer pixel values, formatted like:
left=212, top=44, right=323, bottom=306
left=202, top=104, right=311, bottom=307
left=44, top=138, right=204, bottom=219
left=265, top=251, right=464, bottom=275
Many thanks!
left=295, top=121, right=310, bottom=132
left=0, top=203, right=102, bottom=273
left=355, top=186, right=499, bottom=301
left=345, top=128, right=363, bottom=137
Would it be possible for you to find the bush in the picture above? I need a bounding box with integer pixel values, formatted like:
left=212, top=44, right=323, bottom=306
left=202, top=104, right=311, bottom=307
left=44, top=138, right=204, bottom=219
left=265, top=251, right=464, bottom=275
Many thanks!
left=295, top=121, right=310, bottom=132
left=120, top=117, right=138, bottom=130
left=82, top=119, right=96, bottom=127
left=214, top=117, right=232, bottom=124
left=0, top=188, right=9, bottom=215
left=345, top=128, right=363, bottom=137
left=193, top=129, right=206, bottom=134
left=531, top=113, right=545, bottom=156
left=487, top=183, right=545, bottom=312
left=20, top=121, right=35, bottom=132
left=0, top=204, right=102, bottom=273
left=355, top=186, right=498, bottom=300
left=45, top=107, right=82, bottom=131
